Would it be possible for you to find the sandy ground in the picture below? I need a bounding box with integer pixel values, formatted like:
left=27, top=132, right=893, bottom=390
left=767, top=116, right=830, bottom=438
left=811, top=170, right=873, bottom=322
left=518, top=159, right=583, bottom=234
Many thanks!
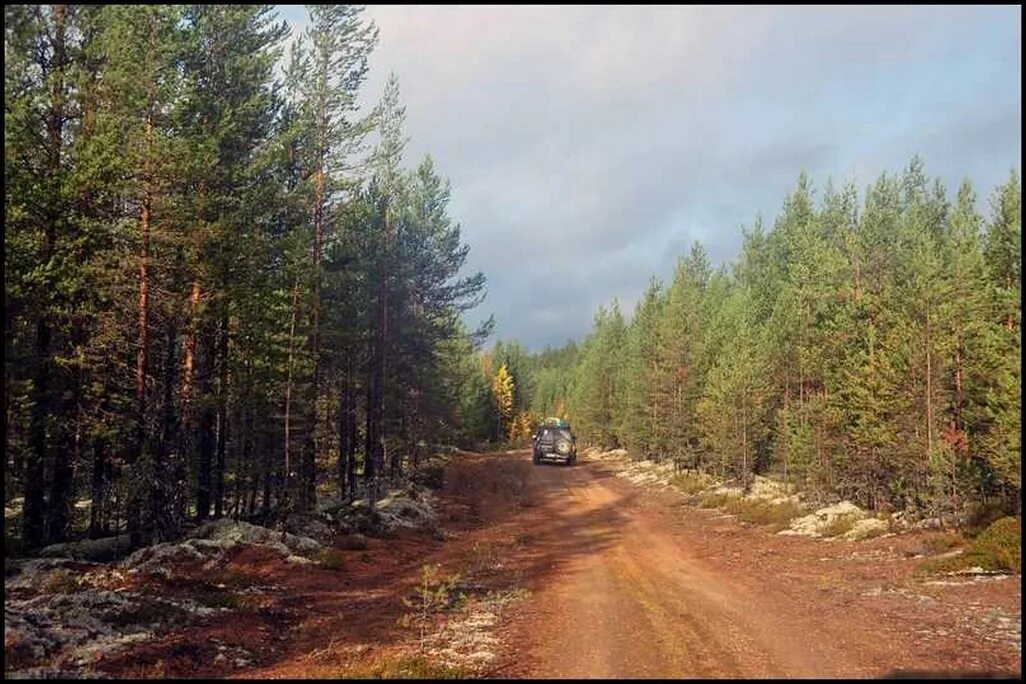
left=82, top=449, right=1021, bottom=678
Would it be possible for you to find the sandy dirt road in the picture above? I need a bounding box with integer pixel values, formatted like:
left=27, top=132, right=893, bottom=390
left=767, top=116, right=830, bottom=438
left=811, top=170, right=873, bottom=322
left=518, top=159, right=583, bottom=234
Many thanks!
left=95, top=449, right=1020, bottom=679
left=471, top=451, right=1020, bottom=678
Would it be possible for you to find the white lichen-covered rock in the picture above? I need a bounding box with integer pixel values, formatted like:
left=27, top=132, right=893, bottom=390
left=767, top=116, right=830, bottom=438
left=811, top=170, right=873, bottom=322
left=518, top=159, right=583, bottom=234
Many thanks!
left=5, top=558, right=98, bottom=592
left=5, top=588, right=215, bottom=670
left=121, top=519, right=323, bottom=577
left=121, top=538, right=208, bottom=575
left=191, top=519, right=322, bottom=555
left=779, top=500, right=865, bottom=538
left=842, top=516, right=889, bottom=541
left=36, top=535, right=134, bottom=562
left=281, top=513, right=336, bottom=546
left=376, top=490, right=437, bottom=531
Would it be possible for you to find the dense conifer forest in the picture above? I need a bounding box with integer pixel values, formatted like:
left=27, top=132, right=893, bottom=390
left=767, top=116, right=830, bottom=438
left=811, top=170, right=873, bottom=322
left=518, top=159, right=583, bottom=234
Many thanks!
left=489, top=162, right=1021, bottom=523
left=5, top=5, right=494, bottom=552
left=4, top=5, right=1020, bottom=557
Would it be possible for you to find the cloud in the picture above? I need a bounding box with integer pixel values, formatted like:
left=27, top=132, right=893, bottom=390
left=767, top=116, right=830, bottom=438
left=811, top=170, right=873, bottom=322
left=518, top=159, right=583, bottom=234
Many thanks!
left=277, top=5, right=1021, bottom=350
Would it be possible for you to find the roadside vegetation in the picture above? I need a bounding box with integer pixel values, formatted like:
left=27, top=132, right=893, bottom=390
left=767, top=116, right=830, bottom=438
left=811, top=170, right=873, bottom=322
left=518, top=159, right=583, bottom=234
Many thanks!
left=485, top=159, right=1020, bottom=536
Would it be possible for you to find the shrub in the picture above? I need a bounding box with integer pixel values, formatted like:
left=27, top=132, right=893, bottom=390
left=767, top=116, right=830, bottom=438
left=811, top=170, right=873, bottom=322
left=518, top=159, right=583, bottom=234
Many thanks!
left=918, top=518, right=1021, bottom=575
left=962, top=501, right=1011, bottom=538
left=966, top=517, right=1021, bottom=573
left=398, top=564, right=465, bottom=646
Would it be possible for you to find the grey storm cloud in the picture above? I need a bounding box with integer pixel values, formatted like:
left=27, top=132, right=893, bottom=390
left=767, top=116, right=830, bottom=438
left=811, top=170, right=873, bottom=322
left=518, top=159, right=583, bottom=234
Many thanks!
left=281, top=4, right=1021, bottom=350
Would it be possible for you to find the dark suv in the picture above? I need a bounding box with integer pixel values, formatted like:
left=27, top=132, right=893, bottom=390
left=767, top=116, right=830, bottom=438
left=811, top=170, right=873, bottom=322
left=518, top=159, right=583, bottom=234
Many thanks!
left=532, top=418, right=577, bottom=466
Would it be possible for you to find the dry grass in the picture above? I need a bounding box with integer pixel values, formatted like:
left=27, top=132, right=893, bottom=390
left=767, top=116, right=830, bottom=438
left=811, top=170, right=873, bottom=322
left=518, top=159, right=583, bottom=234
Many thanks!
left=344, top=654, right=468, bottom=679
left=820, top=513, right=859, bottom=538
left=670, top=472, right=713, bottom=495
left=699, top=492, right=740, bottom=509
left=920, top=531, right=965, bottom=555
left=38, top=568, right=80, bottom=594
left=696, top=490, right=803, bottom=529
left=723, top=497, right=804, bottom=527
left=315, top=548, right=347, bottom=570
left=337, top=533, right=370, bottom=551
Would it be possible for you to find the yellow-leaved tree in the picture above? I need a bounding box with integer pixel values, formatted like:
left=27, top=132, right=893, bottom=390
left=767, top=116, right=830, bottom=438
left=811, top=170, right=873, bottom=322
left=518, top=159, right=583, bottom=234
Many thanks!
left=491, top=364, right=514, bottom=440
left=508, top=411, right=534, bottom=444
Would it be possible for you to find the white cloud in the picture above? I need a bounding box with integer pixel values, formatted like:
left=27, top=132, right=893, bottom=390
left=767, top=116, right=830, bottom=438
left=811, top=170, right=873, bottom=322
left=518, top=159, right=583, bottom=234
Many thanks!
left=277, top=5, right=1021, bottom=349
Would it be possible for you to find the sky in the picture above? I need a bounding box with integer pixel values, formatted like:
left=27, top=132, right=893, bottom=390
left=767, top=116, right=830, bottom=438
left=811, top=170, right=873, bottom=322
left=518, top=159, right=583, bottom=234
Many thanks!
left=277, top=4, right=1022, bottom=351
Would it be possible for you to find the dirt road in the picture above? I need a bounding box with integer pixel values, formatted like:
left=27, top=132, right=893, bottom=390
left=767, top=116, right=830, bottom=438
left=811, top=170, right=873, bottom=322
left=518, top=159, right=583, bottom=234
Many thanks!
left=96, top=449, right=1020, bottom=678
left=458, top=451, right=1020, bottom=678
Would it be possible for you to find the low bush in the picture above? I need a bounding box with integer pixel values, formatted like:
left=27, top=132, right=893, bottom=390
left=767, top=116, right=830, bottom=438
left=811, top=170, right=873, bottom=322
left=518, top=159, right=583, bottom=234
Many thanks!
left=966, top=516, right=1021, bottom=573
left=961, top=501, right=1011, bottom=538
left=918, top=517, right=1020, bottom=575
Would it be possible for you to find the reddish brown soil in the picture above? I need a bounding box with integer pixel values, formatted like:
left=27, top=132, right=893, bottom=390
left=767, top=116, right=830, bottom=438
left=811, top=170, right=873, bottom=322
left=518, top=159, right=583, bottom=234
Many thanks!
left=96, top=450, right=1021, bottom=678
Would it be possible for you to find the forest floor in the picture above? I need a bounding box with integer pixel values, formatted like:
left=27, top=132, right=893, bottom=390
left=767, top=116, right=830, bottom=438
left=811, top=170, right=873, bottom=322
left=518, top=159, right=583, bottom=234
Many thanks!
left=5, top=449, right=1022, bottom=678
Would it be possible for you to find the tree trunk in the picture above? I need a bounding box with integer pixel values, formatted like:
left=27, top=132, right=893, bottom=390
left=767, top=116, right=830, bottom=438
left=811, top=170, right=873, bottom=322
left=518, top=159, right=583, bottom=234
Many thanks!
left=151, top=319, right=178, bottom=540
left=346, top=354, right=358, bottom=499
left=89, top=438, right=107, bottom=539
left=174, top=280, right=202, bottom=527
left=24, top=3, right=70, bottom=552
left=337, top=374, right=348, bottom=499
left=214, top=310, right=229, bottom=518
left=196, top=329, right=216, bottom=520
left=283, top=275, right=300, bottom=508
